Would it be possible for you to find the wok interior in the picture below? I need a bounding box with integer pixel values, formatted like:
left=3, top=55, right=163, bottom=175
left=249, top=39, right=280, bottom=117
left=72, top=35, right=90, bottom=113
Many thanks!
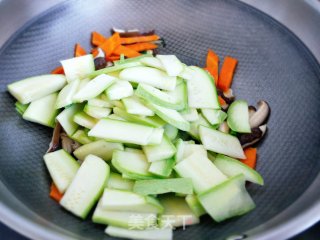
left=0, top=0, right=319, bottom=239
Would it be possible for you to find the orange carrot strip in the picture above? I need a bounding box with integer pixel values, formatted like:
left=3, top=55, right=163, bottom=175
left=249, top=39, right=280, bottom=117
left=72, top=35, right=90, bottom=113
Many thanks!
left=206, top=49, right=219, bottom=85
left=120, top=35, right=160, bottom=45
left=126, top=42, right=158, bottom=52
left=218, top=96, right=227, bottom=106
left=49, top=183, right=63, bottom=202
left=51, top=66, right=64, bottom=74
left=92, top=31, right=107, bottom=46
left=91, top=48, right=99, bottom=58
left=100, top=32, right=121, bottom=57
left=106, top=55, right=121, bottom=61
left=113, top=45, right=141, bottom=58
left=218, top=56, right=238, bottom=91
left=241, top=148, right=257, bottom=169
left=74, top=43, right=87, bottom=57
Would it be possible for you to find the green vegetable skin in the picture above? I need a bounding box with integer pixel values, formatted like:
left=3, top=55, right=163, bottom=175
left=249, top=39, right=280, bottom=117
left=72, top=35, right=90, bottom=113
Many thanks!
left=7, top=52, right=265, bottom=236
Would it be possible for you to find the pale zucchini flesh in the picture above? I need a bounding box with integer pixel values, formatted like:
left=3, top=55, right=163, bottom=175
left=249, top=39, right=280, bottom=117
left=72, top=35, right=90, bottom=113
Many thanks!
left=56, top=104, right=83, bottom=136
left=148, top=158, right=175, bottom=177
left=106, top=172, right=135, bottom=191
left=106, top=80, right=134, bottom=100
left=227, top=100, right=251, bottom=133
left=73, top=112, right=98, bottom=129
left=122, top=95, right=155, bottom=116
left=84, top=104, right=111, bottom=119
left=143, top=135, right=176, bottom=162
left=156, top=55, right=184, bottom=77
left=55, top=79, right=80, bottom=109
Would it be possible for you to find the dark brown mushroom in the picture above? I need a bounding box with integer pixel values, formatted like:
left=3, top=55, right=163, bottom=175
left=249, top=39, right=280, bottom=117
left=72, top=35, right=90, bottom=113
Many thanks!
left=238, top=124, right=267, bottom=148
left=218, top=89, right=235, bottom=105
left=249, top=101, right=270, bottom=128
left=60, top=133, right=81, bottom=154
left=46, top=122, right=61, bottom=153
left=111, top=27, right=155, bottom=37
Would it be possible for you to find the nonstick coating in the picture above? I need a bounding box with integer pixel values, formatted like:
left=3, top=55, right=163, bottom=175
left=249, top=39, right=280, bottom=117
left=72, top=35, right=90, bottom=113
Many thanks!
left=0, top=0, right=320, bottom=239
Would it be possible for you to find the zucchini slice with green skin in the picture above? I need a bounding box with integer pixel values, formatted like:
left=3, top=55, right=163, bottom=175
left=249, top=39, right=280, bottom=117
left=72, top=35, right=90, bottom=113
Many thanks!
left=165, top=79, right=188, bottom=111
left=147, top=102, right=190, bottom=131
left=100, top=188, right=164, bottom=214
left=93, top=200, right=157, bottom=229
left=8, top=74, right=67, bottom=104
left=105, top=226, right=173, bottom=240
left=112, top=149, right=153, bottom=179
left=136, top=83, right=184, bottom=110
left=56, top=104, right=83, bottom=136
left=185, top=195, right=206, bottom=218
left=71, top=129, right=93, bottom=145
left=180, top=108, right=199, bottom=122
left=142, top=135, right=176, bottom=162
left=119, top=66, right=177, bottom=91
left=88, top=61, right=143, bottom=78
left=158, top=195, right=199, bottom=228
left=188, top=114, right=211, bottom=140
left=83, top=104, right=111, bottom=119
left=147, top=128, right=165, bottom=145
left=214, top=154, right=264, bottom=185
left=44, top=149, right=80, bottom=193
left=148, top=157, right=176, bottom=177
left=73, top=74, right=116, bottom=103
left=186, top=66, right=220, bottom=109
left=55, top=79, right=81, bottom=109
left=201, top=109, right=227, bottom=126
left=198, top=174, right=255, bottom=222
left=61, top=54, right=95, bottom=82
left=60, top=155, right=110, bottom=219
left=199, top=125, right=245, bottom=159
left=227, top=100, right=251, bottom=133
left=106, top=172, right=135, bottom=191
left=73, top=112, right=98, bottom=129
left=140, top=56, right=165, bottom=70
left=23, top=92, right=59, bottom=128
left=122, top=95, right=155, bottom=116
left=156, top=55, right=184, bottom=77
left=163, top=124, right=179, bottom=141
left=133, top=178, right=193, bottom=196
left=174, top=152, right=227, bottom=193
left=15, top=101, right=29, bottom=116
left=74, top=140, right=124, bottom=161
left=89, top=119, right=159, bottom=146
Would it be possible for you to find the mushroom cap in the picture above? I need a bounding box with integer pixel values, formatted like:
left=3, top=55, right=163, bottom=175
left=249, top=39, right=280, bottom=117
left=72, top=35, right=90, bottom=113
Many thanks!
left=249, top=100, right=270, bottom=128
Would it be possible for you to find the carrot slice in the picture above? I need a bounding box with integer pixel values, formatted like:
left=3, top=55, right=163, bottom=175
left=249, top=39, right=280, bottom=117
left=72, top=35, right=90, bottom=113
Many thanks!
left=49, top=183, right=63, bottom=202
left=106, top=55, right=121, bottom=61
left=126, top=42, right=158, bottom=52
left=100, top=32, right=121, bottom=57
left=74, top=43, right=87, bottom=57
left=91, top=48, right=99, bottom=58
left=241, top=148, right=257, bottom=169
left=120, top=35, right=160, bottom=45
left=218, top=56, right=238, bottom=91
left=218, top=96, right=227, bottom=106
left=51, top=66, right=64, bottom=74
left=92, top=31, right=107, bottom=46
left=206, top=49, right=219, bottom=85
left=113, top=45, right=141, bottom=58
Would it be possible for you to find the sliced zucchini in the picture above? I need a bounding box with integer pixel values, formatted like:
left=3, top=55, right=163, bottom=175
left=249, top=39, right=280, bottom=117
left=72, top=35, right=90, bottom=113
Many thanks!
left=8, top=74, right=66, bottom=104
left=113, top=107, right=165, bottom=128
left=93, top=200, right=157, bottom=229
left=100, top=188, right=164, bottom=214
left=140, top=56, right=165, bottom=70
left=147, top=128, right=165, bottom=145
left=119, top=66, right=177, bottom=91
left=74, top=140, right=124, bottom=161
left=105, top=226, right=173, bottom=240
left=61, top=54, right=95, bottom=82
left=163, top=124, right=178, bottom=141
left=136, top=83, right=184, bottom=110
left=199, top=125, right=245, bottom=159
left=56, top=104, right=83, bottom=136
left=142, top=135, right=176, bottom=162
left=15, top=101, right=29, bottom=115
left=23, top=92, right=59, bottom=128
left=89, top=61, right=142, bottom=78
left=214, top=154, right=264, bottom=185
left=112, top=149, right=153, bottom=179
left=84, top=104, right=111, bottom=119
left=55, top=79, right=80, bottom=109
left=182, top=144, right=207, bottom=159
left=188, top=113, right=211, bottom=140
left=114, top=53, right=152, bottom=66
left=43, top=149, right=79, bottom=193
left=186, top=66, right=220, bottom=109
left=185, top=195, right=206, bottom=217
left=156, top=55, right=184, bottom=77
left=201, top=109, right=227, bottom=126
left=158, top=195, right=199, bottom=228
left=60, top=155, right=109, bottom=219
left=106, top=80, right=134, bottom=100
left=71, top=129, right=93, bottom=145
left=87, top=96, right=114, bottom=108
left=180, top=108, right=199, bottom=122
left=73, top=74, right=116, bottom=102
left=108, top=114, right=126, bottom=121
left=122, top=95, right=155, bottom=116
left=227, top=100, right=251, bottom=133
left=198, top=174, right=255, bottom=222
left=73, top=112, right=98, bottom=129
left=148, top=158, right=175, bottom=177
left=164, top=79, right=188, bottom=111
left=133, top=178, right=193, bottom=196
left=106, top=172, right=134, bottom=191
left=147, top=102, right=190, bottom=131
left=89, top=119, right=158, bottom=145
left=174, top=152, right=227, bottom=193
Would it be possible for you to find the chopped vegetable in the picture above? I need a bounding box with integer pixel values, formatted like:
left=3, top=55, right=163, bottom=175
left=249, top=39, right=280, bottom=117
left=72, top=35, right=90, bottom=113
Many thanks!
left=120, top=34, right=160, bottom=45
left=100, top=32, right=121, bottom=57
left=74, top=43, right=87, bottom=57
left=218, top=56, right=238, bottom=91
left=49, top=183, right=63, bottom=202
left=51, top=66, right=64, bottom=74
left=206, top=49, right=219, bottom=85
left=92, top=31, right=107, bottom=46
left=241, top=147, right=258, bottom=169
left=126, top=42, right=158, bottom=52
left=113, top=45, right=141, bottom=58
